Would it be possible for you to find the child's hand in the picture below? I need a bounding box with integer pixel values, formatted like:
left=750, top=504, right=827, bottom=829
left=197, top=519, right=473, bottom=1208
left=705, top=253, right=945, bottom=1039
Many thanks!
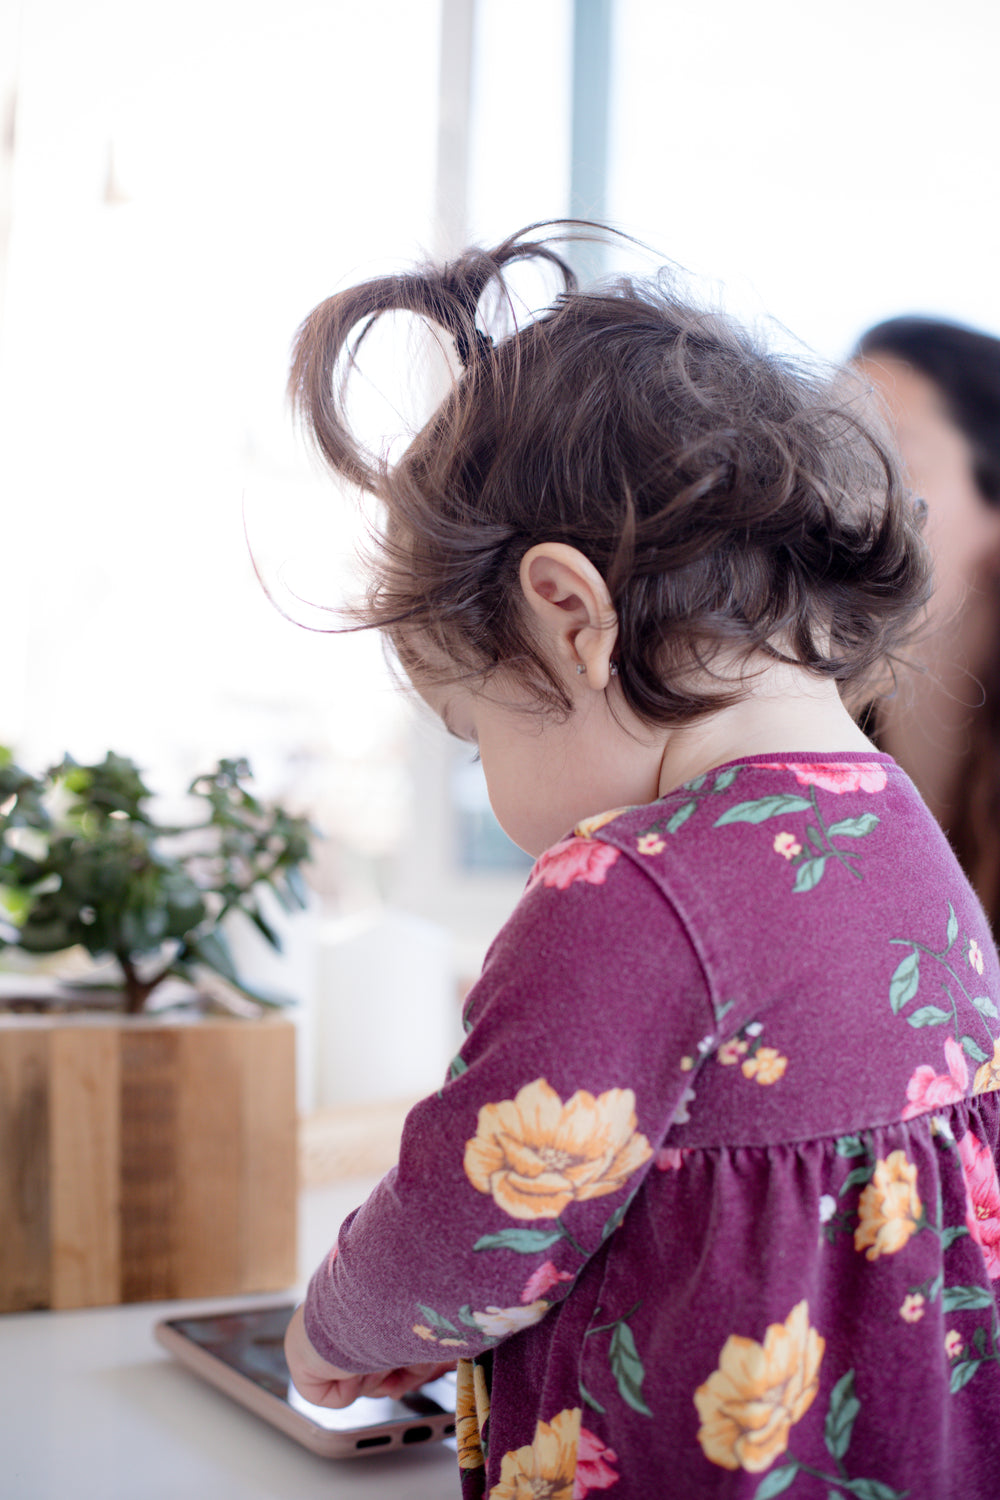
left=284, top=1303, right=454, bottom=1409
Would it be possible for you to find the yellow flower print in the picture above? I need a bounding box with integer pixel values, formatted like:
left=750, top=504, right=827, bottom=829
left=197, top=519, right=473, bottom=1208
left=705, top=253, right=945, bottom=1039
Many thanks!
left=412, top=1323, right=435, bottom=1341
left=694, top=1301, right=824, bottom=1473
left=456, top=1359, right=491, bottom=1471
left=471, top=1300, right=550, bottom=1338
left=741, top=1048, right=788, bottom=1085
left=899, top=1293, right=925, bottom=1323
left=574, top=808, right=628, bottom=838
left=974, top=1038, right=1000, bottom=1096
left=717, top=1039, right=748, bottom=1066
left=772, top=831, right=802, bottom=861
left=637, top=832, right=666, bottom=856
left=489, top=1407, right=581, bottom=1500
left=854, top=1151, right=923, bottom=1260
left=464, top=1078, right=652, bottom=1221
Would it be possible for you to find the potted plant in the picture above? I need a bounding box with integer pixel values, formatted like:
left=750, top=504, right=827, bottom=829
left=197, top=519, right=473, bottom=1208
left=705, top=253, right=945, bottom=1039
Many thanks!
left=0, top=749, right=314, bottom=1312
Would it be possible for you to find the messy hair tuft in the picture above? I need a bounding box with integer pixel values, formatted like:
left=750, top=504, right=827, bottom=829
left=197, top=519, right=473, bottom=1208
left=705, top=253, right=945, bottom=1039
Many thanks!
left=289, top=222, right=930, bottom=723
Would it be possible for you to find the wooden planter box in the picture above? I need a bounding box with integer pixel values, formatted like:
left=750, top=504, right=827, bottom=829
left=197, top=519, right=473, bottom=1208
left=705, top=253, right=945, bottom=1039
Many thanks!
left=0, top=1011, right=298, bottom=1312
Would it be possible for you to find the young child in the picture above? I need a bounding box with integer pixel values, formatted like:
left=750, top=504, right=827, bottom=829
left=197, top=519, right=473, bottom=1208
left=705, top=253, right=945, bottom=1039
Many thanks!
left=283, top=226, right=1000, bottom=1498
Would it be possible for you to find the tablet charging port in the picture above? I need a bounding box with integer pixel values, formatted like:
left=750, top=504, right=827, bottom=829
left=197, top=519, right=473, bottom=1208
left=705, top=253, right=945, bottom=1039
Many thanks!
left=355, top=1434, right=392, bottom=1449
left=402, top=1425, right=433, bottom=1444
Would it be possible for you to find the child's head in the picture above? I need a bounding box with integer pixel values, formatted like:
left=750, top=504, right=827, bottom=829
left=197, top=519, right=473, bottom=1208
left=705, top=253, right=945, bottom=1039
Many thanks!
left=289, top=225, right=929, bottom=737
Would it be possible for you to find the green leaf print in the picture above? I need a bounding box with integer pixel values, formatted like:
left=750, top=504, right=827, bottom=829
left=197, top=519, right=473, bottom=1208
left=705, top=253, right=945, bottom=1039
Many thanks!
left=608, top=1319, right=652, bottom=1416
left=973, top=995, right=1000, bottom=1020
left=473, top=1228, right=564, bottom=1254
left=665, top=800, right=697, bottom=834
left=578, top=1377, right=606, bottom=1415
left=961, top=1034, right=990, bottom=1063
left=949, top=1359, right=982, bottom=1394
left=792, top=856, right=827, bottom=893
left=826, top=815, right=880, bottom=839
left=711, top=767, right=739, bottom=793
left=715, top=795, right=812, bottom=825
left=824, top=1370, right=861, bottom=1461
left=946, top=903, right=959, bottom=948
left=941, top=1285, right=995, bottom=1311
left=836, top=1135, right=867, bottom=1158
left=905, top=1005, right=952, bottom=1028
left=889, top=949, right=921, bottom=1013
left=753, top=1463, right=799, bottom=1498
left=415, top=1303, right=461, bottom=1335
left=941, top=1225, right=970, bottom=1249
left=841, top=1480, right=910, bottom=1499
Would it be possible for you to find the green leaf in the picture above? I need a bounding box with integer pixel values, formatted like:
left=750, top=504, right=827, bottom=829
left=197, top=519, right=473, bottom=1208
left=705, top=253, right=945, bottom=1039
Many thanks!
left=961, top=1035, right=989, bottom=1064
left=608, top=1319, right=652, bottom=1416
left=949, top=1358, right=981, bottom=1394
left=842, top=1481, right=910, bottom=1500
left=889, top=948, right=921, bottom=1013
left=941, top=1225, right=969, bottom=1249
left=457, top=1305, right=482, bottom=1330
left=941, top=1285, right=994, bottom=1311
left=946, top=902, right=959, bottom=949
left=578, top=1378, right=606, bottom=1414
left=715, top=795, right=811, bottom=826
left=665, top=801, right=697, bottom=835
left=792, top=856, right=827, bottom=893
left=824, top=1369, right=860, bottom=1460
left=601, top=1201, right=629, bottom=1241
left=839, top=1164, right=875, bottom=1196
left=905, top=1005, right=953, bottom=1028
left=928, top=1270, right=944, bottom=1303
left=753, top=1465, right=799, bottom=1499
left=683, top=774, right=707, bottom=792
left=974, top=1326, right=988, bottom=1355
left=473, top=1228, right=564, bottom=1254
left=826, top=814, right=880, bottom=839
left=972, top=995, right=1000, bottom=1020
left=711, top=768, right=739, bottom=793
left=836, top=1135, right=867, bottom=1158
left=415, top=1303, right=460, bottom=1334
left=447, top=1053, right=469, bottom=1082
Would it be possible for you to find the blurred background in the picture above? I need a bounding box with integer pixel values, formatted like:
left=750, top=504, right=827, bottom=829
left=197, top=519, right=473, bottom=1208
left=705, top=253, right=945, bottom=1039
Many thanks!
left=1, top=0, right=998, bottom=1134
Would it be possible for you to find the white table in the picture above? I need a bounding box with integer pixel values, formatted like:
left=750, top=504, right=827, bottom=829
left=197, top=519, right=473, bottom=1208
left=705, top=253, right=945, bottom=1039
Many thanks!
left=0, top=1180, right=458, bottom=1500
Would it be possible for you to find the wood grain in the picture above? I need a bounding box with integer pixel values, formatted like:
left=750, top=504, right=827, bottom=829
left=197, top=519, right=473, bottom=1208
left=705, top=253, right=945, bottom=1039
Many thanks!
left=49, top=1025, right=121, bottom=1308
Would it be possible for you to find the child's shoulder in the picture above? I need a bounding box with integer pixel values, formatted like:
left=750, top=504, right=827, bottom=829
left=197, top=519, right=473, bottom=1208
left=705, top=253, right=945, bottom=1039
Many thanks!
left=555, top=752, right=915, bottom=857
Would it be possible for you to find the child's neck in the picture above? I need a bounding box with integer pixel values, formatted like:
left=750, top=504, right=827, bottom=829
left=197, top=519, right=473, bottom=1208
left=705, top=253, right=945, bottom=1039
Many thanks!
left=655, top=663, right=875, bottom=799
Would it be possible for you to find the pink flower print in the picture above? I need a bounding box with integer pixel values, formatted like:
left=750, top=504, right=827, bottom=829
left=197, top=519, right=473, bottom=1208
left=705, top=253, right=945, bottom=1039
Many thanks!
left=773, top=831, right=802, bottom=860
left=958, top=1130, right=1000, bottom=1277
left=636, top=832, right=666, bottom=856
left=762, top=761, right=888, bottom=795
left=945, top=1330, right=964, bottom=1360
left=530, top=838, right=621, bottom=891
left=968, top=939, right=985, bottom=976
left=900, top=1292, right=925, bottom=1323
left=656, top=1146, right=686, bottom=1171
left=901, top=1036, right=969, bottom=1119
left=573, top=1426, right=620, bottom=1497
left=520, top=1260, right=574, bottom=1304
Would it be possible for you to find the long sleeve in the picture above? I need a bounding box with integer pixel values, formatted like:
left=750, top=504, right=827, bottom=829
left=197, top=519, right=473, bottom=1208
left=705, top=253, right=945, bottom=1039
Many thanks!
left=303, top=835, right=714, bottom=1372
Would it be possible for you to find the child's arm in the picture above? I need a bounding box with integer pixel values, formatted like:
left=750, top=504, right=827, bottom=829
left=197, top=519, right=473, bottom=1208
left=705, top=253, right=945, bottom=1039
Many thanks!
left=302, top=843, right=712, bottom=1376
left=284, top=1304, right=453, bottom=1408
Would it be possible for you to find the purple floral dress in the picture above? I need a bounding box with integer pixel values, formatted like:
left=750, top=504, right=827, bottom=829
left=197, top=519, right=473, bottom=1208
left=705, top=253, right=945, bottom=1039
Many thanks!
left=304, top=753, right=1000, bottom=1498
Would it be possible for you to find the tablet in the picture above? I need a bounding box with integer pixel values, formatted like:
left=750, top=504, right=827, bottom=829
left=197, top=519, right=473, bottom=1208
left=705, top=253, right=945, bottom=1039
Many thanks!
left=155, top=1302, right=457, bottom=1459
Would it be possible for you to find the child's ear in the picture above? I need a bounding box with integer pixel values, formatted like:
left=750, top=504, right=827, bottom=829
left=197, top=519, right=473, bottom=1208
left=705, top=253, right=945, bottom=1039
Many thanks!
left=518, top=543, right=619, bottom=690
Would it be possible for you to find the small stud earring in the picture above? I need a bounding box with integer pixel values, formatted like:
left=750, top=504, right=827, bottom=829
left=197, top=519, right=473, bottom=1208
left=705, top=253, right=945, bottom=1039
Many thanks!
left=576, top=663, right=586, bottom=675
left=610, top=661, right=619, bottom=677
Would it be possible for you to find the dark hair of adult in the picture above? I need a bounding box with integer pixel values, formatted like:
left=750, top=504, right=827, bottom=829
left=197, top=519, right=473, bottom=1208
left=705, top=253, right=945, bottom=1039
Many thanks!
left=856, top=315, right=1000, bottom=930
left=856, top=317, right=1000, bottom=507
left=289, top=223, right=930, bottom=726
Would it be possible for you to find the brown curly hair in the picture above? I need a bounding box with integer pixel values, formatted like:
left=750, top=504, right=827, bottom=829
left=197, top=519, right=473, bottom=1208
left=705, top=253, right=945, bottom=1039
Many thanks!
left=289, top=223, right=930, bottom=724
